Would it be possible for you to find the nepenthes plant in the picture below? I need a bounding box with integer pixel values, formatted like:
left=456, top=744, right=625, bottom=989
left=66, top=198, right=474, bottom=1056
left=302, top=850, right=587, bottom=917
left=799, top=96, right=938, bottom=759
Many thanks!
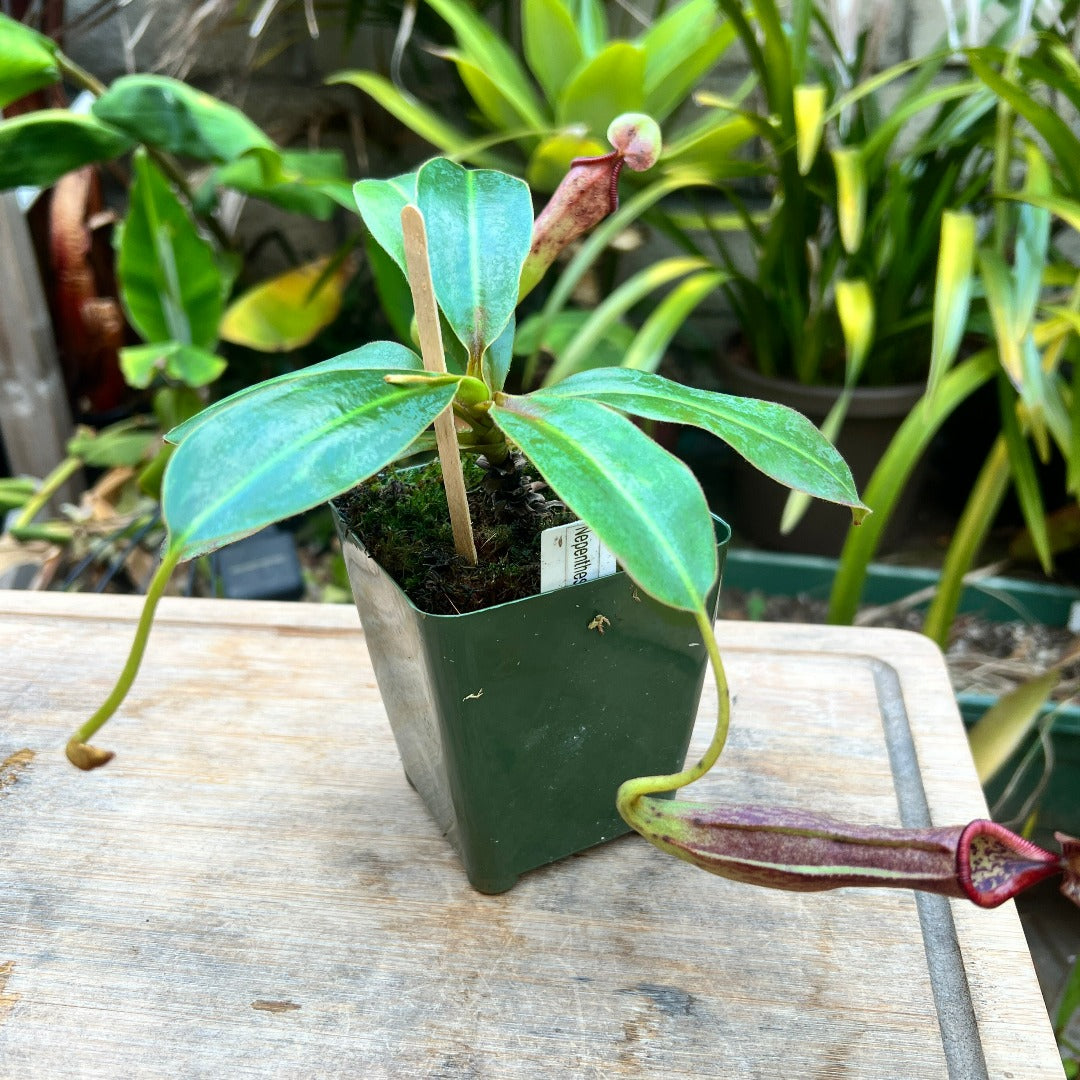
left=64, top=113, right=1079, bottom=910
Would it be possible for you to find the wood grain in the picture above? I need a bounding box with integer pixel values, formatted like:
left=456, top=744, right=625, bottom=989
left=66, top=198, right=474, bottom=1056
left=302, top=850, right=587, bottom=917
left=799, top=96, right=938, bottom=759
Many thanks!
left=0, top=591, right=1063, bottom=1078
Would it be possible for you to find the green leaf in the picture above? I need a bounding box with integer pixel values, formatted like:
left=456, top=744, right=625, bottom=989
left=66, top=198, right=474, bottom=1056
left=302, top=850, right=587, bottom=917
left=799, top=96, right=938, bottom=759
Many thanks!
left=167, top=341, right=422, bottom=445
left=68, top=419, right=158, bottom=468
left=928, top=210, right=977, bottom=399
left=571, top=0, right=607, bottom=55
left=556, top=42, right=645, bottom=136
left=640, top=1, right=735, bottom=121
left=660, top=111, right=759, bottom=182
left=353, top=171, right=418, bottom=276
left=623, top=271, right=727, bottom=373
left=525, top=130, right=606, bottom=193
left=0, top=111, right=134, bottom=190
left=828, top=350, right=998, bottom=624
left=425, top=0, right=545, bottom=127
left=1055, top=952, right=1080, bottom=1039
left=483, top=316, right=516, bottom=394
left=219, top=256, right=353, bottom=352
left=365, top=232, right=415, bottom=344
left=793, top=83, right=827, bottom=175
left=417, top=157, right=533, bottom=364
left=523, top=0, right=583, bottom=101
left=492, top=391, right=716, bottom=612
left=328, top=71, right=484, bottom=160
left=967, top=669, right=1059, bottom=784
left=0, top=13, right=60, bottom=109
left=542, top=256, right=710, bottom=386
left=163, top=368, right=456, bottom=559
left=546, top=368, right=868, bottom=514
left=969, top=53, right=1080, bottom=200
left=999, top=376, right=1053, bottom=574
left=212, top=149, right=349, bottom=220
left=516, top=310, right=635, bottom=380
left=444, top=48, right=544, bottom=131
left=832, top=147, right=866, bottom=254
left=120, top=341, right=226, bottom=389
left=118, top=152, right=224, bottom=350
left=92, top=75, right=277, bottom=167
left=980, top=247, right=1023, bottom=386
left=1014, top=142, right=1052, bottom=330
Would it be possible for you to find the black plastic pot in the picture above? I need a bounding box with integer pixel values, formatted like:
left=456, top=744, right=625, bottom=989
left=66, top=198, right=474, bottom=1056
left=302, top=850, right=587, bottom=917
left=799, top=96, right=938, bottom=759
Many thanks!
left=336, top=512, right=730, bottom=893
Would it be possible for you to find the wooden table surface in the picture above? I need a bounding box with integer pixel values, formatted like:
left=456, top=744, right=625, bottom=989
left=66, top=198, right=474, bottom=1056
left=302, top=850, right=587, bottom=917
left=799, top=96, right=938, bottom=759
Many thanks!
left=0, top=590, right=1064, bottom=1078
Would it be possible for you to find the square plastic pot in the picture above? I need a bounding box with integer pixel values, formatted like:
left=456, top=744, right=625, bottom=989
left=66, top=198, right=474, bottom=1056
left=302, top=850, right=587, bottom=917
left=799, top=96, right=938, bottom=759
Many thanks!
left=336, top=511, right=730, bottom=893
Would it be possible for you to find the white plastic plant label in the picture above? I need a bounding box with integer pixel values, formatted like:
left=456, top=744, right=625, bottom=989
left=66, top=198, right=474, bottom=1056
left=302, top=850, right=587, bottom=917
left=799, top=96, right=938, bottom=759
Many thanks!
left=540, top=519, right=617, bottom=593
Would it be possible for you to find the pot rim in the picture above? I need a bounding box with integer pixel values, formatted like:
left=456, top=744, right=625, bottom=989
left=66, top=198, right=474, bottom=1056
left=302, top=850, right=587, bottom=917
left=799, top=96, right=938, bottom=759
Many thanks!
left=334, top=503, right=732, bottom=622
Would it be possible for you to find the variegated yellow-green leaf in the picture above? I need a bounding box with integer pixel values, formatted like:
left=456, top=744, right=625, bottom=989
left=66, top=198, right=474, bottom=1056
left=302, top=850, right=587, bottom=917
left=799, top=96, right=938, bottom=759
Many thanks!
left=832, top=147, right=866, bottom=254
left=928, top=210, right=976, bottom=400
left=794, top=83, right=827, bottom=175
left=220, top=256, right=354, bottom=352
left=781, top=277, right=873, bottom=533
left=968, top=669, right=1060, bottom=784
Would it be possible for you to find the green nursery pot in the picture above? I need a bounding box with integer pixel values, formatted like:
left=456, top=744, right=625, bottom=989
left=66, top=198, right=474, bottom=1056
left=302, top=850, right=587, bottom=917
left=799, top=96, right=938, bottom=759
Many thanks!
left=336, top=513, right=730, bottom=894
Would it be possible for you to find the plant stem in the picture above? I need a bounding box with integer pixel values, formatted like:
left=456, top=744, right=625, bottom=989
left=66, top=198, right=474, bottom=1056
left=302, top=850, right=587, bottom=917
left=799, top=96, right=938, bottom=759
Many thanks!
left=11, top=456, right=81, bottom=530
left=616, top=605, right=729, bottom=814
left=66, top=546, right=184, bottom=769
left=54, top=51, right=234, bottom=251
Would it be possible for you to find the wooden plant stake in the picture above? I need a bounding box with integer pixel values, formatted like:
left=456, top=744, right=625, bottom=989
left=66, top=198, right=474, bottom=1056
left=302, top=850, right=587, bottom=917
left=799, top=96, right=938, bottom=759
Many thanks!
left=400, top=205, right=478, bottom=565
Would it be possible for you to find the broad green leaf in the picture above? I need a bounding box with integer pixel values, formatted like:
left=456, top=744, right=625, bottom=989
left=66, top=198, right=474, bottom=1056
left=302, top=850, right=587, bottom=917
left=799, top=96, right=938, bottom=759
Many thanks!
left=163, top=369, right=457, bottom=559
left=120, top=341, right=226, bottom=389
left=353, top=171, right=418, bottom=275
left=220, top=256, right=354, bottom=351
left=212, top=149, right=349, bottom=220
left=0, top=13, right=60, bottom=109
left=546, top=368, right=868, bottom=514
left=556, top=43, right=645, bottom=136
left=525, top=130, right=606, bottom=193
left=832, top=147, right=866, bottom=254
left=417, top=158, right=533, bottom=363
left=640, top=8, right=735, bottom=121
left=118, top=152, right=223, bottom=350
left=328, top=71, right=486, bottom=161
left=793, top=84, right=827, bottom=175
left=492, top=391, right=716, bottom=611
left=928, top=210, right=977, bottom=399
left=424, top=0, right=545, bottom=126
left=968, top=669, right=1059, bottom=784
left=166, top=341, right=422, bottom=444
left=623, top=271, right=727, bottom=373
left=542, top=256, right=710, bottom=386
left=93, top=75, right=277, bottom=167
left=0, top=111, right=133, bottom=190
left=523, top=0, right=583, bottom=100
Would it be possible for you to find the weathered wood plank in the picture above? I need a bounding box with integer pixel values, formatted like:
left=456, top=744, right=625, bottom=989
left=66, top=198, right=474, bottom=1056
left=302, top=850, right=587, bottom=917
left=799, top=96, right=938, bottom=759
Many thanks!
left=0, top=592, right=1063, bottom=1077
